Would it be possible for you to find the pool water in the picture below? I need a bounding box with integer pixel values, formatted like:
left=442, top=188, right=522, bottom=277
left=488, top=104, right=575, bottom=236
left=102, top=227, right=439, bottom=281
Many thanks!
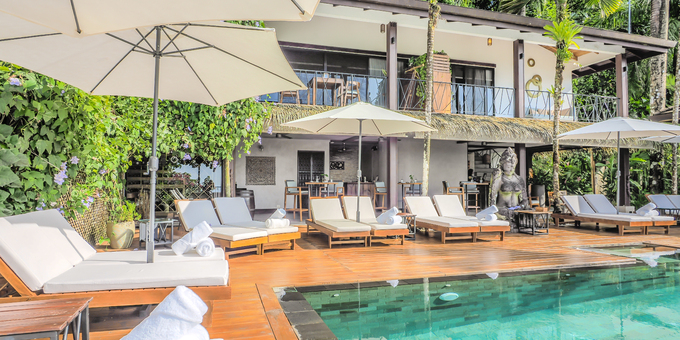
left=299, top=253, right=680, bottom=339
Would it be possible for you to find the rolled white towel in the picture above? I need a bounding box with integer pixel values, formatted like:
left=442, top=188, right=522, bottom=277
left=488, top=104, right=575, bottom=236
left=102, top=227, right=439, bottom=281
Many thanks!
left=265, top=218, right=291, bottom=229
left=479, top=214, right=498, bottom=221
left=637, top=203, right=657, bottom=216
left=122, top=286, right=207, bottom=340
left=377, top=207, right=399, bottom=224
left=195, top=238, right=215, bottom=257
left=268, top=208, right=287, bottom=220
left=172, top=221, right=214, bottom=255
left=178, top=324, right=210, bottom=340
left=383, top=215, right=403, bottom=225
left=476, top=205, right=499, bottom=220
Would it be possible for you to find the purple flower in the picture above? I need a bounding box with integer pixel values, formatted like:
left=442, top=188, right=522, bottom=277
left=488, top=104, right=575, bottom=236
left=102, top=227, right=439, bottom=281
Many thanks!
left=187, top=126, right=192, bottom=132
left=86, top=196, right=94, bottom=203
left=41, top=202, right=46, bottom=207
left=99, top=169, right=107, bottom=175
left=246, top=124, right=251, bottom=131
left=247, top=150, right=251, bottom=155
left=81, top=200, right=91, bottom=209
left=8, top=78, right=21, bottom=86
left=61, top=90, right=65, bottom=95
left=36, top=207, right=43, bottom=211
left=57, top=206, right=64, bottom=214
left=54, top=168, right=68, bottom=185
left=61, top=162, right=67, bottom=170
left=254, top=96, right=261, bottom=102
left=183, top=154, right=192, bottom=161
left=255, top=22, right=261, bottom=27
left=212, top=160, right=219, bottom=169
left=263, top=108, right=267, bottom=113
left=267, top=126, right=273, bottom=135
left=182, top=143, right=189, bottom=149
left=70, top=156, right=79, bottom=164
left=258, top=136, right=262, bottom=145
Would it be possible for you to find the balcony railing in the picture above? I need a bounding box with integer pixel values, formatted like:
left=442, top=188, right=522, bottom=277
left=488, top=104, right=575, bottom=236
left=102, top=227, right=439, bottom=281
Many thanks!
left=262, top=69, right=386, bottom=107
left=397, top=78, right=515, bottom=116
left=525, top=90, right=618, bottom=122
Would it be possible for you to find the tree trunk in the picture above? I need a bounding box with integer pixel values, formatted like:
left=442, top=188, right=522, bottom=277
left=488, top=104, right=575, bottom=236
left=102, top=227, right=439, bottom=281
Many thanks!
left=551, top=0, right=567, bottom=211
left=649, top=0, right=670, bottom=115
left=422, top=0, right=440, bottom=197
left=673, top=41, right=680, bottom=194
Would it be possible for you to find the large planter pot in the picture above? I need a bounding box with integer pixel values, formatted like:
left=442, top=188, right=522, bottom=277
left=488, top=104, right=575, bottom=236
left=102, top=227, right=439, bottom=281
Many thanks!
left=531, top=184, right=546, bottom=207
left=106, top=221, right=135, bottom=249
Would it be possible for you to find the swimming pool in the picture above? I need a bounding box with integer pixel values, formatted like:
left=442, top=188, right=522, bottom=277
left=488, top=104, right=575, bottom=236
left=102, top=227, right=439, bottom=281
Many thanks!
left=288, top=251, right=680, bottom=339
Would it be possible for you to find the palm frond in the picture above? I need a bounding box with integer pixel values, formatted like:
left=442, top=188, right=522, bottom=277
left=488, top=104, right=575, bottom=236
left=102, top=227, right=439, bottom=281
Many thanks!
left=499, top=0, right=536, bottom=14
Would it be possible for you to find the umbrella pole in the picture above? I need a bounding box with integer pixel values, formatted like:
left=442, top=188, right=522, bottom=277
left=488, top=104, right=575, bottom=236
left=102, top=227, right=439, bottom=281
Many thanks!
left=616, top=131, right=620, bottom=214
left=147, top=26, right=161, bottom=263
left=356, top=120, right=364, bottom=223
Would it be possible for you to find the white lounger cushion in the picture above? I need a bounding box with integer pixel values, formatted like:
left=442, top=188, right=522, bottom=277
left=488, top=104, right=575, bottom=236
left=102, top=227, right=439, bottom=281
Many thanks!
left=451, top=217, right=511, bottom=227
left=583, top=194, right=619, bottom=214
left=0, top=210, right=98, bottom=291
left=417, top=216, right=479, bottom=229
left=648, top=195, right=676, bottom=209
left=562, top=196, right=596, bottom=215
left=213, top=197, right=253, bottom=224
left=432, top=195, right=467, bottom=218
left=226, top=221, right=266, bottom=229
left=341, top=196, right=408, bottom=230
left=404, top=197, right=440, bottom=217
left=175, top=200, right=222, bottom=229
left=315, top=219, right=371, bottom=232
left=83, top=249, right=226, bottom=265
left=211, top=227, right=268, bottom=241
left=576, top=213, right=652, bottom=222
left=667, top=195, right=680, bottom=209
left=310, top=198, right=346, bottom=220
left=247, top=226, right=300, bottom=235
left=43, top=260, right=229, bottom=294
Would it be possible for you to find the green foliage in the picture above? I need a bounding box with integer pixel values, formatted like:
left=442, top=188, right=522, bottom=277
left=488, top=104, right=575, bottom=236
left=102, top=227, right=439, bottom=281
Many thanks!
left=544, top=19, right=583, bottom=63
left=532, top=150, right=593, bottom=194
left=408, top=50, right=449, bottom=80
left=109, top=201, right=140, bottom=223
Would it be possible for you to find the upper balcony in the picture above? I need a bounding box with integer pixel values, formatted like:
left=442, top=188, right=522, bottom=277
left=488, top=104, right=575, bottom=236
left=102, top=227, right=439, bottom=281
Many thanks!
left=263, top=69, right=619, bottom=123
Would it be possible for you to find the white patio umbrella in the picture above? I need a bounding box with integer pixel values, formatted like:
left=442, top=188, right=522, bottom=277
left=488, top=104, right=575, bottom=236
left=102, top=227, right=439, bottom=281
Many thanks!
left=0, top=0, right=319, bottom=37
left=557, top=117, right=680, bottom=210
left=282, top=102, right=435, bottom=222
left=0, top=14, right=306, bottom=263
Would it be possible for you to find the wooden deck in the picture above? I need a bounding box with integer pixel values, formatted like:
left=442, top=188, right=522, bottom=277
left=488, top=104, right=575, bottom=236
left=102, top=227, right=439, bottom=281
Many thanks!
left=34, top=224, right=680, bottom=339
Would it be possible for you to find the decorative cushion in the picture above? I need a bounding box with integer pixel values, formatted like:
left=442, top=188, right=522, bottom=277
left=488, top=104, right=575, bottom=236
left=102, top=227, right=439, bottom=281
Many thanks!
left=213, top=197, right=253, bottom=224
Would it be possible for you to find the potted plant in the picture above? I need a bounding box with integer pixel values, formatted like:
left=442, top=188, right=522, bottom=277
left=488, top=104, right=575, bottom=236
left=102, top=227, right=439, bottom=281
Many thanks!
left=321, top=174, right=329, bottom=182
left=106, top=201, right=140, bottom=249
left=409, top=175, right=415, bottom=183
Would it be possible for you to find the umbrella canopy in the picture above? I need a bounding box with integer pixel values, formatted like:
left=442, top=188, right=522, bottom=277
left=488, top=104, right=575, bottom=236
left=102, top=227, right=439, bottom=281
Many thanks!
left=644, top=136, right=680, bottom=143
left=0, top=0, right=319, bottom=37
left=0, top=17, right=305, bottom=105
left=283, top=102, right=435, bottom=135
left=557, top=117, right=680, bottom=140
left=283, top=102, right=435, bottom=222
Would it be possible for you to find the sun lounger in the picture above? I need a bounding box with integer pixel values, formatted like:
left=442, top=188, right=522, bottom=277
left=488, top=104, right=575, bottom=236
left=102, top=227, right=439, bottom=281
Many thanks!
left=341, top=196, right=409, bottom=246
left=404, top=196, right=482, bottom=243
left=0, top=210, right=230, bottom=326
left=306, top=197, right=371, bottom=248
left=432, top=195, right=510, bottom=240
left=584, top=194, right=675, bottom=234
left=647, top=194, right=680, bottom=219
left=555, top=195, right=652, bottom=235
left=175, top=199, right=269, bottom=257
left=212, top=197, right=300, bottom=253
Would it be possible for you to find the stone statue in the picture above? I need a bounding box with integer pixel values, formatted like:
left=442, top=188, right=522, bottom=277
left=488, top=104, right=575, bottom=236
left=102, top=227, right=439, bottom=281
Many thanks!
left=490, top=148, right=529, bottom=219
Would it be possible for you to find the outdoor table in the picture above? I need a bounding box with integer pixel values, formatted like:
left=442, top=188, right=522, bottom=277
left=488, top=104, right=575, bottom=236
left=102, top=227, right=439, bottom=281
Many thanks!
left=307, top=77, right=343, bottom=106
left=139, top=218, right=176, bottom=248
left=516, top=210, right=551, bottom=235
left=398, top=182, right=422, bottom=211
left=397, top=212, right=417, bottom=239
left=0, top=297, right=91, bottom=340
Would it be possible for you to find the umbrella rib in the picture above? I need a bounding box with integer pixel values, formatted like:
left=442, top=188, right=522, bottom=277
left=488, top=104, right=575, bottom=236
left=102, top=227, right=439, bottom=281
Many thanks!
left=163, top=26, right=303, bottom=88
left=69, top=0, right=82, bottom=34
left=106, top=33, right=153, bottom=55
left=162, top=46, right=212, bottom=55
left=160, top=24, right=189, bottom=53
left=160, top=28, right=219, bottom=105
left=290, top=0, right=306, bottom=14
left=316, top=118, right=338, bottom=133
left=372, top=120, right=383, bottom=135
left=136, top=28, right=156, bottom=52
left=90, top=30, right=156, bottom=94
left=0, top=32, right=61, bottom=43
left=183, top=23, right=267, bottom=32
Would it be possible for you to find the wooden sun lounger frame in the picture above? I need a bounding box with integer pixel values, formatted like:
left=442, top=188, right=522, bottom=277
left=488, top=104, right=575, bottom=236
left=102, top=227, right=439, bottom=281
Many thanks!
left=0, top=258, right=231, bottom=327
left=369, top=228, right=408, bottom=246
left=551, top=213, right=674, bottom=235
left=175, top=199, right=300, bottom=258
left=305, top=219, right=370, bottom=249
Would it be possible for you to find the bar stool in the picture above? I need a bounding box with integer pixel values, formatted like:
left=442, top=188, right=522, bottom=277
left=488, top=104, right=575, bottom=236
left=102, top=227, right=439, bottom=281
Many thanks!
left=374, top=181, right=388, bottom=210
left=461, top=182, right=480, bottom=214
left=284, top=180, right=308, bottom=221
left=405, top=183, right=422, bottom=196
left=279, top=90, right=300, bottom=104
left=443, top=181, right=464, bottom=204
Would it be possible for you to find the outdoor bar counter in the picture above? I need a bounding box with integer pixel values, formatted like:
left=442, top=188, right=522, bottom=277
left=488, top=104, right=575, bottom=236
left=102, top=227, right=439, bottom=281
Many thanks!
left=345, top=182, right=375, bottom=197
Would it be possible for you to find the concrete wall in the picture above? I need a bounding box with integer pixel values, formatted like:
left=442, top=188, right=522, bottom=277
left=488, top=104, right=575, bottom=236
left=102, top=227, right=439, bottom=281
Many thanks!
left=234, top=138, right=329, bottom=210
left=396, top=138, right=467, bottom=207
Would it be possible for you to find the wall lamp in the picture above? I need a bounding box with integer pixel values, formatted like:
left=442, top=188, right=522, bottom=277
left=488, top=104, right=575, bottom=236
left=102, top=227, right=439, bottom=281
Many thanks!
left=487, top=38, right=492, bottom=46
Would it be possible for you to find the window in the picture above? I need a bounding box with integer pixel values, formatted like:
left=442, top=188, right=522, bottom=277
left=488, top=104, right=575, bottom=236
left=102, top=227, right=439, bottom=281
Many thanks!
left=452, top=64, right=495, bottom=115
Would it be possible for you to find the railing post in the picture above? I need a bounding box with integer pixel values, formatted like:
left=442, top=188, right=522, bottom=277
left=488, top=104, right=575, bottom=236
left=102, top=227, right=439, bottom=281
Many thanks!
left=513, top=40, right=525, bottom=118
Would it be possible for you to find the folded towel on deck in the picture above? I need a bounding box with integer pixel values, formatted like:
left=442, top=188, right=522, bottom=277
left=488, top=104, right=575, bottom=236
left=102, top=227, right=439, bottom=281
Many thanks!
left=122, top=286, right=208, bottom=340
left=195, top=238, right=215, bottom=257
left=377, top=207, right=399, bottom=224
left=268, top=208, right=287, bottom=220
left=476, top=205, right=499, bottom=221
left=636, top=203, right=659, bottom=216
left=265, top=218, right=291, bottom=229
left=172, top=221, right=213, bottom=255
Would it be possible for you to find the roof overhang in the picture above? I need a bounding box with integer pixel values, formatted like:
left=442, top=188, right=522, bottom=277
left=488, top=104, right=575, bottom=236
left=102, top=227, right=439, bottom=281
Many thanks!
left=320, top=0, right=677, bottom=78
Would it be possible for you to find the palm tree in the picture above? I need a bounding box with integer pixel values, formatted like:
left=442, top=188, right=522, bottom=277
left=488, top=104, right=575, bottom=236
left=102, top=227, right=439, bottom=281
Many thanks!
left=673, top=34, right=680, bottom=194
left=422, top=0, right=441, bottom=196
left=650, top=0, right=670, bottom=115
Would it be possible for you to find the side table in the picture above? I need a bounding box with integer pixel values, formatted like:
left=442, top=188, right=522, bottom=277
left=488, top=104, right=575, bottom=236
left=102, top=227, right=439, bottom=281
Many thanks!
left=397, top=212, right=416, bottom=239
left=0, top=297, right=91, bottom=340
left=516, top=210, right=551, bottom=235
left=139, top=218, right=176, bottom=248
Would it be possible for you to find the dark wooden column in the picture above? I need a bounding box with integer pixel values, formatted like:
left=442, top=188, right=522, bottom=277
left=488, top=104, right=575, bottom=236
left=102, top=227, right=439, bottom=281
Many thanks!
left=513, top=40, right=525, bottom=118
left=619, top=148, right=631, bottom=206
left=386, top=22, right=399, bottom=208
left=615, top=53, right=629, bottom=118
left=515, top=143, right=527, bottom=183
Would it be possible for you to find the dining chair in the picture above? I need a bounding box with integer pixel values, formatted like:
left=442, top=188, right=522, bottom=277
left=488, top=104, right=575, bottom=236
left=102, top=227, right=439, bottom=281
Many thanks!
left=279, top=90, right=300, bottom=104
left=461, top=182, right=480, bottom=214
left=284, top=180, right=308, bottom=221
left=405, top=183, right=422, bottom=196
left=443, top=181, right=464, bottom=204
left=336, top=80, right=361, bottom=106
left=374, top=181, right=388, bottom=210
